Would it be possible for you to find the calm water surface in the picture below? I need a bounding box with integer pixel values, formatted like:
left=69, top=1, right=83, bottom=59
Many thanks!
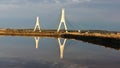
left=0, top=36, right=120, bottom=68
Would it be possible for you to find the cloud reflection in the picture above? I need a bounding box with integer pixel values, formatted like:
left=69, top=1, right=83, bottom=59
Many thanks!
left=0, top=58, right=88, bottom=68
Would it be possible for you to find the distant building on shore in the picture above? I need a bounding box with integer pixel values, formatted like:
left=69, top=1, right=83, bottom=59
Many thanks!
left=117, top=32, right=120, bottom=35
left=0, top=28, right=7, bottom=31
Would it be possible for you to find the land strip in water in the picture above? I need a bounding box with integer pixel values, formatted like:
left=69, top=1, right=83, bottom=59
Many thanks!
left=62, top=33, right=120, bottom=50
left=0, top=28, right=120, bottom=50
left=0, top=28, right=120, bottom=38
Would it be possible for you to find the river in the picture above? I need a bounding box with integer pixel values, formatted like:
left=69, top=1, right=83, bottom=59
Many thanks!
left=0, top=36, right=120, bottom=68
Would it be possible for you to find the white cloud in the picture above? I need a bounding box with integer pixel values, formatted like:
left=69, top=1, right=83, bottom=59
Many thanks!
left=71, top=0, right=91, bottom=3
left=54, top=0, right=60, bottom=4
left=0, top=0, right=91, bottom=5
left=71, top=0, right=81, bottom=3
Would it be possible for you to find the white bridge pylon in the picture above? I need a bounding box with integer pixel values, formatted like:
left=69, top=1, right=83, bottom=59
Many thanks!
left=34, top=16, right=41, bottom=32
left=57, top=8, right=68, bottom=32
left=34, top=37, right=40, bottom=49
left=58, top=38, right=67, bottom=59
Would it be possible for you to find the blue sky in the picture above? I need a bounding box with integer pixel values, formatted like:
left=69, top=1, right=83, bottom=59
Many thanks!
left=0, top=0, right=120, bottom=31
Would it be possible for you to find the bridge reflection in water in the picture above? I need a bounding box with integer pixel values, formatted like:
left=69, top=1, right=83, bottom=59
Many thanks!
left=34, top=37, right=40, bottom=49
left=34, top=36, right=120, bottom=60
left=34, top=37, right=67, bottom=59
left=58, top=38, right=67, bottom=59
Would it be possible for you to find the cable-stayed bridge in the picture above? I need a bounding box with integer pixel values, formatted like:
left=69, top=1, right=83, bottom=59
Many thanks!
left=0, top=8, right=119, bottom=39
left=0, top=8, right=84, bottom=38
left=32, top=8, right=80, bottom=33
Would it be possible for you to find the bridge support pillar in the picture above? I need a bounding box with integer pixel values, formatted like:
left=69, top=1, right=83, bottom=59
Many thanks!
left=34, top=16, right=41, bottom=32
left=57, top=8, right=68, bottom=32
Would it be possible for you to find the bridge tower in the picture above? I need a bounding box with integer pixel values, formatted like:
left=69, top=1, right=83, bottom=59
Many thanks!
left=58, top=38, right=67, bottom=59
left=34, top=16, right=41, bottom=32
left=57, top=8, right=68, bottom=32
left=34, top=37, right=40, bottom=49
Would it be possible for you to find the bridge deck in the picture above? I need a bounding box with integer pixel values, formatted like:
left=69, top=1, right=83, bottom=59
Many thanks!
left=0, top=29, right=120, bottom=39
